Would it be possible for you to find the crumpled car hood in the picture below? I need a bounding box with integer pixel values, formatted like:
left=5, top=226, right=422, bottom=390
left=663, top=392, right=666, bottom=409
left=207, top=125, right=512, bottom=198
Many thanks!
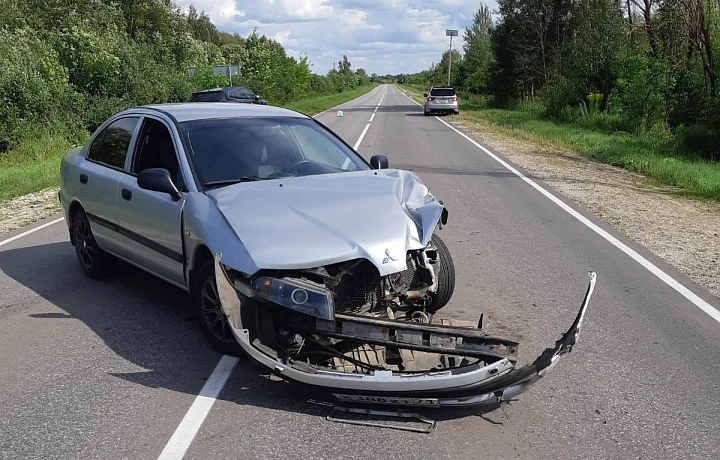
left=206, top=169, right=446, bottom=275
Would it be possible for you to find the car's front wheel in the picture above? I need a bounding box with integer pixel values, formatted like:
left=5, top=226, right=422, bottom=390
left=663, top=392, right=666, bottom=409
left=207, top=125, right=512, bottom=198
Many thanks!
left=426, top=232, right=456, bottom=313
left=192, top=261, right=244, bottom=356
left=71, top=208, right=116, bottom=278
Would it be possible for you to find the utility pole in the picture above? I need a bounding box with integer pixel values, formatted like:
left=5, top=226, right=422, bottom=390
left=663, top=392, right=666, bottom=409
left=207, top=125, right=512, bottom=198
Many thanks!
left=445, top=29, right=458, bottom=86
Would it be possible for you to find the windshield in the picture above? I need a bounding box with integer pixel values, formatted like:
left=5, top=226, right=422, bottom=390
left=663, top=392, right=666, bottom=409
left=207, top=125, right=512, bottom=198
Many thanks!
left=430, top=88, right=455, bottom=96
left=179, top=117, right=370, bottom=188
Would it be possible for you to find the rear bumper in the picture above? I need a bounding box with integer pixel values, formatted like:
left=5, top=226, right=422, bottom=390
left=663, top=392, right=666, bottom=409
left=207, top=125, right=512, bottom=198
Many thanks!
left=214, top=253, right=596, bottom=408
left=424, top=101, right=459, bottom=113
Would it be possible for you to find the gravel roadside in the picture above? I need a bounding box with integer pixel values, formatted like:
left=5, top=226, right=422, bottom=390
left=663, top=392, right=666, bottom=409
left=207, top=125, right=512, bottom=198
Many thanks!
left=0, top=187, right=61, bottom=236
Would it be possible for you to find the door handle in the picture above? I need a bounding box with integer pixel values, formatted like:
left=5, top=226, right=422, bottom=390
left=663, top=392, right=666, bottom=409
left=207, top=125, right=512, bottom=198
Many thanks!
left=121, top=188, right=132, bottom=201
left=79, top=174, right=88, bottom=184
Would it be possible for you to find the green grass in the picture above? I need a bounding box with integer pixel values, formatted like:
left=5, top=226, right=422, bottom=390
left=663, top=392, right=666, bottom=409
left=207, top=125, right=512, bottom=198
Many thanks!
left=284, top=85, right=377, bottom=115
left=396, top=84, right=720, bottom=202
left=0, top=129, right=78, bottom=202
left=0, top=85, right=378, bottom=203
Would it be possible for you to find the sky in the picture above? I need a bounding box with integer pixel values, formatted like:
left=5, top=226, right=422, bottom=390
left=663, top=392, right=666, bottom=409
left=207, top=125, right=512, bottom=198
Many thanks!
left=175, top=1, right=499, bottom=76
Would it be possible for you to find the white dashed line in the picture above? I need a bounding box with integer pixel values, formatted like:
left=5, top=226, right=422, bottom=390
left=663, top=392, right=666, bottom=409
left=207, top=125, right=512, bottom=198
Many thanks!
left=369, top=113, right=375, bottom=122
left=157, top=355, right=239, bottom=460
left=353, top=123, right=371, bottom=151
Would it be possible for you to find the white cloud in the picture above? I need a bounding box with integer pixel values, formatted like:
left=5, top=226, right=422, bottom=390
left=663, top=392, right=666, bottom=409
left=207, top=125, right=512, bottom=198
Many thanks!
left=176, top=0, right=499, bottom=74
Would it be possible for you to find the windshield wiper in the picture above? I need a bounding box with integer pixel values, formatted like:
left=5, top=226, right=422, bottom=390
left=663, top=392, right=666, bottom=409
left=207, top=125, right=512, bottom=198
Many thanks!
left=203, top=176, right=266, bottom=188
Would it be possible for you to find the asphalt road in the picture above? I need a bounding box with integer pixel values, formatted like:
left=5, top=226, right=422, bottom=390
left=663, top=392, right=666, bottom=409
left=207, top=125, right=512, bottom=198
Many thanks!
left=2, top=84, right=720, bottom=459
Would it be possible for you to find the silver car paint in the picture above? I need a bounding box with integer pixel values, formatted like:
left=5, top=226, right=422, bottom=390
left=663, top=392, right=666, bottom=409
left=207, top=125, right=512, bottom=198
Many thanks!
left=205, top=168, right=446, bottom=276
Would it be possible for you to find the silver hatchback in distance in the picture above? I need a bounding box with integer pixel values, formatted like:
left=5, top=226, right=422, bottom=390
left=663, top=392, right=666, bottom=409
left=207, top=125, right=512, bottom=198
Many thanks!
left=423, top=86, right=459, bottom=116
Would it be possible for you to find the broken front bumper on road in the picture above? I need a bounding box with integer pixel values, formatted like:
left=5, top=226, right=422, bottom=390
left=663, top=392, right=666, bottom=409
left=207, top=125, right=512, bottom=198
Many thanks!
left=214, top=253, right=597, bottom=408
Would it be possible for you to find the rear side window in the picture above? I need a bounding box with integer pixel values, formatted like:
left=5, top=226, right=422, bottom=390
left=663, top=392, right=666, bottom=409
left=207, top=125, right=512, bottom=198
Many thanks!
left=87, top=117, right=139, bottom=169
left=430, top=88, right=455, bottom=96
left=229, top=89, right=248, bottom=99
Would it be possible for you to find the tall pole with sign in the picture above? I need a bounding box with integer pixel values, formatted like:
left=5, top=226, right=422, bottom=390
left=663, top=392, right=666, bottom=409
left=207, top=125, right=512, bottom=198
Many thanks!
left=446, top=29, right=458, bottom=86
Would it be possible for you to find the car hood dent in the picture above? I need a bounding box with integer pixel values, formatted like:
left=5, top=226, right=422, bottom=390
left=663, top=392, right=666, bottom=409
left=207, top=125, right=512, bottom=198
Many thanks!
left=206, top=169, right=446, bottom=275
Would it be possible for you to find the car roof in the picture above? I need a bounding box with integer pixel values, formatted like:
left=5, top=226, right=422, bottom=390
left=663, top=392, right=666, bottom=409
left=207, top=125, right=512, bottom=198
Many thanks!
left=131, top=102, right=309, bottom=123
left=191, top=86, right=251, bottom=94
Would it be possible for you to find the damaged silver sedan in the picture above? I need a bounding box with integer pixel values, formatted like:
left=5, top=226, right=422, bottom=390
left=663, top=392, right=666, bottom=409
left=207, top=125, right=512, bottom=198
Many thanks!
left=59, top=102, right=596, bottom=409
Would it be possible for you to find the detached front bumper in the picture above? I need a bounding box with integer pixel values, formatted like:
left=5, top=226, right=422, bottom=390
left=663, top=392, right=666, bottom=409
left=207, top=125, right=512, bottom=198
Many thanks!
left=214, top=253, right=596, bottom=408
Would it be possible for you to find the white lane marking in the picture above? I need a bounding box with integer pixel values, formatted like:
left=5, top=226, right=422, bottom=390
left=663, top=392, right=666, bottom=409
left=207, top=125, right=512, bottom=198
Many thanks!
left=353, top=123, right=371, bottom=151
left=0, top=217, right=65, bottom=248
left=430, top=115, right=720, bottom=324
left=157, top=355, right=239, bottom=460
left=374, top=106, right=379, bottom=113
left=369, top=113, right=375, bottom=122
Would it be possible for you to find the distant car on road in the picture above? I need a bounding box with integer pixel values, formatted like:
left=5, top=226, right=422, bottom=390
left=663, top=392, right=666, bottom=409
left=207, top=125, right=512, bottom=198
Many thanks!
left=423, top=86, right=459, bottom=116
left=190, top=86, right=268, bottom=105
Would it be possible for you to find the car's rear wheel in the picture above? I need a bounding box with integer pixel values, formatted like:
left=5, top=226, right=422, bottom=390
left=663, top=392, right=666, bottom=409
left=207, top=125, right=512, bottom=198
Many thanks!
left=72, top=208, right=116, bottom=278
left=192, top=261, right=244, bottom=357
left=426, top=232, right=456, bottom=313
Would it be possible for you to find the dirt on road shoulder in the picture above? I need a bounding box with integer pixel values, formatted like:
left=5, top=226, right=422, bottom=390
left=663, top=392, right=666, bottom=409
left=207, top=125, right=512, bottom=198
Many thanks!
left=0, top=187, right=61, bottom=236
left=449, top=117, right=720, bottom=300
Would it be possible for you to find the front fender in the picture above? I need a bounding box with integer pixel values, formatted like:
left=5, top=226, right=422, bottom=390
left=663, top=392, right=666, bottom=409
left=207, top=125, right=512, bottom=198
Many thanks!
left=183, top=192, right=259, bottom=280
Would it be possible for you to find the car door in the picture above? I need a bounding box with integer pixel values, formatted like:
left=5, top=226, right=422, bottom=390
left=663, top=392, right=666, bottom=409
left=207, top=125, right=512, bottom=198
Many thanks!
left=114, top=115, right=188, bottom=289
left=76, top=116, right=141, bottom=256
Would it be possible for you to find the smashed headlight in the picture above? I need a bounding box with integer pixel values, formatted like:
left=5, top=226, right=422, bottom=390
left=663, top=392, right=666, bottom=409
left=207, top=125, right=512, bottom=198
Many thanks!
left=254, top=276, right=335, bottom=320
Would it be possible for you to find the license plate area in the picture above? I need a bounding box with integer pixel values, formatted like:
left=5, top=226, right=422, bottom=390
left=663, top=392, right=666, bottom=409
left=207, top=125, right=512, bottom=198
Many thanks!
left=334, top=394, right=440, bottom=406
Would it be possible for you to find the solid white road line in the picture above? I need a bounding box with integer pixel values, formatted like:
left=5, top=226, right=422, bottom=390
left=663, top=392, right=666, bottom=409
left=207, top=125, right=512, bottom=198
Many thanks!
left=369, top=113, right=375, bottom=122
left=0, top=217, right=65, bottom=248
left=353, top=123, right=371, bottom=151
left=157, top=355, right=239, bottom=460
left=430, top=115, right=720, bottom=324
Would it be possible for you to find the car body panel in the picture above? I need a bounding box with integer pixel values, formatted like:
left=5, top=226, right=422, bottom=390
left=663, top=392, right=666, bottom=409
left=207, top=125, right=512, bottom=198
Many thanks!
left=205, top=168, right=446, bottom=276
left=114, top=174, right=187, bottom=287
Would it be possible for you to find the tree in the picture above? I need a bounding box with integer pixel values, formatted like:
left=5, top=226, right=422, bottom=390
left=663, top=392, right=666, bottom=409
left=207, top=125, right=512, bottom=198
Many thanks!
left=338, top=55, right=352, bottom=74
left=459, top=4, right=494, bottom=93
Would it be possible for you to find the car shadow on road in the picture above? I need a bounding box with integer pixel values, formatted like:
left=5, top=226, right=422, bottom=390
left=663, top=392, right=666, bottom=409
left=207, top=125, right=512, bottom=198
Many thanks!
left=0, top=241, right=508, bottom=426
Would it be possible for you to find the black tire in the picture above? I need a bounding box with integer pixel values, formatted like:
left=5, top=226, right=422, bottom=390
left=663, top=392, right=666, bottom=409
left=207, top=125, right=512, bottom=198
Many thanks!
left=424, top=111, right=431, bottom=116
left=192, top=261, right=244, bottom=356
left=71, top=208, right=116, bottom=278
left=426, top=232, right=456, bottom=313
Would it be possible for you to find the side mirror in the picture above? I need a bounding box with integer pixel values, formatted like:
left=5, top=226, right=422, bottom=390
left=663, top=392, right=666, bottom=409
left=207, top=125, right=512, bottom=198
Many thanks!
left=423, top=93, right=428, bottom=97
left=370, top=154, right=389, bottom=170
left=138, top=168, right=182, bottom=201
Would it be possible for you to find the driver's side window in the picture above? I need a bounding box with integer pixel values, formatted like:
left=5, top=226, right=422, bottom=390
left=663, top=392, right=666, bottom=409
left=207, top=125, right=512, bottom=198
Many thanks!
left=132, top=118, right=186, bottom=190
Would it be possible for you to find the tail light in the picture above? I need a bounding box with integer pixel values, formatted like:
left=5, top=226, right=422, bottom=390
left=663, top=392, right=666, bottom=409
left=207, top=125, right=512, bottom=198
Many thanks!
left=427, top=96, right=435, bottom=101
left=453, top=96, right=458, bottom=101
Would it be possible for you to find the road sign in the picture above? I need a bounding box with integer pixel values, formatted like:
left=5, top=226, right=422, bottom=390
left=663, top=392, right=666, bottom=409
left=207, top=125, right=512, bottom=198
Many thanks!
left=446, top=29, right=458, bottom=37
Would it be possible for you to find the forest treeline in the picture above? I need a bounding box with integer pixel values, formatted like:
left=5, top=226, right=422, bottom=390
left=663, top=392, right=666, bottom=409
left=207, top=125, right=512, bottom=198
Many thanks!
left=0, top=0, right=371, bottom=154
left=402, top=0, right=720, bottom=160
